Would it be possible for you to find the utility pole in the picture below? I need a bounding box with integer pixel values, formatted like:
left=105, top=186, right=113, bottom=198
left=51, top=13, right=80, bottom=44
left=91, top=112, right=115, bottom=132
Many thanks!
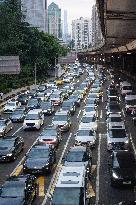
left=34, top=63, right=37, bottom=89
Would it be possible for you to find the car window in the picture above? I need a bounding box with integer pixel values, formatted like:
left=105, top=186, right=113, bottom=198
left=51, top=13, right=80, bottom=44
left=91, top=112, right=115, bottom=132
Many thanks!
left=28, top=149, right=49, bottom=158
left=66, top=151, right=84, bottom=162
left=1, top=182, right=25, bottom=197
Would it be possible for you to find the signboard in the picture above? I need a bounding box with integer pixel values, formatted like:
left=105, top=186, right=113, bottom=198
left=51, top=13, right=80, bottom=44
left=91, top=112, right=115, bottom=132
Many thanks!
left=0, top=56, right=20, bottom=74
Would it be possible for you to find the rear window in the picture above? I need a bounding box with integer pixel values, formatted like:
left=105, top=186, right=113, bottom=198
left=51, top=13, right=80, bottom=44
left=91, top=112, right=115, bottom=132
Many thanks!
left=110, top=129, right=126, bottom=138
left=116, top=152, right=136, bottom=168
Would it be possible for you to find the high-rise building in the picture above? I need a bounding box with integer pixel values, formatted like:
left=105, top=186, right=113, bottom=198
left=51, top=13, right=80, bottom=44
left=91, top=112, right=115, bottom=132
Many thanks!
left=72, top=17, right=92, bottom=50
left=22, top=0, right=48, bottom=32
left=63, top=10, right=69, bottom=42
left=48, top=2, right=62, bottom=39
left=92, top=4, right=103, bottom=47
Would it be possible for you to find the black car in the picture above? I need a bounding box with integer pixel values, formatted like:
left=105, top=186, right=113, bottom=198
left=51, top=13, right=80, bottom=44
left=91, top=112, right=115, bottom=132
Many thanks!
left=0, top=136, right=24, bottom=162
left=106, top=102, right=121, bottom=116
left=17, top=94, right=28, bottom=105
left=69, top=94, right=81, bottom=107
left=40, top=101, right=54, bottom=115
left=61, top=100, right=76, bottom=115
left=64, top=146, right=92, bottom=171
left=109, top=150, right=136, bottom=187
left=10, top=107, right=27, bottom=122
left=0, top=175, right=37, bottom=205
left=23, top=144, right=56, bottom=174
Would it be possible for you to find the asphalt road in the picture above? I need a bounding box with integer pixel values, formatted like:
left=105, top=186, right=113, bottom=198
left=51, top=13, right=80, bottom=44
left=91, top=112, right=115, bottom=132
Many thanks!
left=0, top=67, right=136, bottom=205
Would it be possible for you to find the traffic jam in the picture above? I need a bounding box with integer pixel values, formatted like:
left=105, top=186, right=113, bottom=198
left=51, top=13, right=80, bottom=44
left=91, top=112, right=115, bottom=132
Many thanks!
left=0, top=63, right=135, bottom=205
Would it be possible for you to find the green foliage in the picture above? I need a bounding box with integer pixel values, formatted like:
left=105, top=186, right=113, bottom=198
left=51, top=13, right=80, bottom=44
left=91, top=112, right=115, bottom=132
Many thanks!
left=0, top=0, right=68, bottom=93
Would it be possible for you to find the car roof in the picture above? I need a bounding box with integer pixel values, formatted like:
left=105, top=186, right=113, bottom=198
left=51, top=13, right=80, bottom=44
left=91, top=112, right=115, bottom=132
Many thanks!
left=69, top=146, right=86, bottom=152
left=55, top=110, right=69, bottom=115
left=28, top=109, right=42, bottom=114
left=56, top=166, right=86, bottom=188
left=108, top=113, right=121, bottom=117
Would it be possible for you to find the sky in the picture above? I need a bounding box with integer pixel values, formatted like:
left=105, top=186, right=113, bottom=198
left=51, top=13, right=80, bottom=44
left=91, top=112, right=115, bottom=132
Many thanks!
left=48, top=0, right=96, bottom=32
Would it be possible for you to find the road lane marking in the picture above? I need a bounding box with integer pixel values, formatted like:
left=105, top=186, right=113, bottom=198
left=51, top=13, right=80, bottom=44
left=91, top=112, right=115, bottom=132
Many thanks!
left=130, top=133, right=136, bottom=156
left=95, top=134, right=102, bottom=205
left=100, top=110, right=103, bottom=119
left=87, top=180, right=95, bottom=197
left=11, top=164, right=23, bottom=176
left=122, top=109, right=125, bottom=117
left=12, top=126, right=23, bottom=136
left=41, top=133, right=72, bottom=205
left=37, top=176, right=45, bottom=197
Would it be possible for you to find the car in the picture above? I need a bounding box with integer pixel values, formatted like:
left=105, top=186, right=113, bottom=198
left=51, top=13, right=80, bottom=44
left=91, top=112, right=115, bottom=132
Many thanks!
left=52, top=110, right=71, bottom=132
left=64, top=146, right=92, bottom=172
left=4, top=100, right=21, bottom=113
left=17, top=94, right=28, bottom=105
left=37, top=125, right=62, bottom=148
left=87, top=93, right=100, bottom=104
left=79, top=114, right=98, bottom=132
left=27, top=89, right=36, bottom=98
left=27, top=98, right=40, bottom=110
left=37, top=84, right=47, bottom=92
left=120, top=81, right=132, bottom=96
left=35, top=92, right=46, bottom=101
left=23, top=144, right=56, bottom=174
left=125, top=94, right=136, bottom=114
left=0, top=174, right=37, bottom=205
left=60, top=88, right=69, bottom=99
left=108, top=150, right=136, bottom=187
left=55, top=78, right=63, bottom=86
left=106, top=102, right=122, bottom=116
left=69, top=94, right=81, bottom=107
left=75, top=128, right=96, bottom=148
left=51, top=165, right=91, bottom=205
left=61, top=99, right=76, bottom=115
left=23, top=109, right=44, bottom=130
left=83, top=105, right=97, bottom=117
left=131, top=109, right=136, bottom=125
left=63, top=85, right=74, bottom=95
left=10, top=107, right=27, bottom=122
left=40, top=101, right=54, bottom=115
left=107, top=113, right=125, bottom=130
left=50, top=94, right=63, bottom=106
left=0, top=118, right=13, bottom=137
left=107, top=129, right=129, bottom=151
left=0, top=136, right=24, bottom=162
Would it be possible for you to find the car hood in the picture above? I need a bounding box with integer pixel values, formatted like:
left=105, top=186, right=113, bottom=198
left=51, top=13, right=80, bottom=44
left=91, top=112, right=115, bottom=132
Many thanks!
left=64, top=161, right=88, bottom=167
left=25, top=158, right=49, bottom=168
left=0, top=196, right=24, bottom=205
left=52, top=121, right=67, bottom=126
left=0, top=147, right=13, bottom=155
left=113, top=167, right=136, bottom=179
left=11, top=114, right=23, bottom=119
left=109, top=122, right=125, bottom=129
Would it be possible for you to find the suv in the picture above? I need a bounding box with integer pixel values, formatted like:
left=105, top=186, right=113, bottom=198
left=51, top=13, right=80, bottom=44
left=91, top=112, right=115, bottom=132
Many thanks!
left=0, top=118, right=13, bottom=137
left=52, top=110, right=71, bottom=132
left=0, top=175, right=37, bottom=205
left=108, top=150, right=136, bottom=187
left=23, top=109, right=44, bottom=130
left=23, top=144, right=56, bottom=174
left=107, top=129, right=129, bottom=151
left=51, top=166, right=91, bottom=205
left=107, top=113, right=125, bottom=130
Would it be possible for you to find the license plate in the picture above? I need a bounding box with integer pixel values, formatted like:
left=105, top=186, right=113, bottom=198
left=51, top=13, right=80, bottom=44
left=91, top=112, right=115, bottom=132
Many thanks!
left=123, top=181, right=131, bottom=185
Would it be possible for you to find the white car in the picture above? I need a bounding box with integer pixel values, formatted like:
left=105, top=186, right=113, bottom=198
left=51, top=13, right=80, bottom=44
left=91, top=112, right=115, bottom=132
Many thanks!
left=79, top=114, right=98, bottom=132
left=83, top=105, right=97, bottom=117
left=23, top=109, right=44, bottom=130
left=4, top=100, right=21, bottom=113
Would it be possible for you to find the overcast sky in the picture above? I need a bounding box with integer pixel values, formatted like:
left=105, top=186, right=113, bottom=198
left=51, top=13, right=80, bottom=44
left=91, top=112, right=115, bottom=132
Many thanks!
left=48, top=0, right=96, bottom=32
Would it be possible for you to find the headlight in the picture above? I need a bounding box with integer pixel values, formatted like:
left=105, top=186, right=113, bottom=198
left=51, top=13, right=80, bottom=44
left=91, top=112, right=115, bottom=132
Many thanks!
left=112, top=172, right=118, bottom=179
left=45, top=163, right=49, bottom=166
left=125, top=140, right=129, bottom=144
left=7, top=153, right=12, bottom=157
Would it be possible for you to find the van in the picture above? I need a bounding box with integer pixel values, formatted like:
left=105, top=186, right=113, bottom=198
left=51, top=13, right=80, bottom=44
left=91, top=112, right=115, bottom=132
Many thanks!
left=120, top=81, right=132, bottom=96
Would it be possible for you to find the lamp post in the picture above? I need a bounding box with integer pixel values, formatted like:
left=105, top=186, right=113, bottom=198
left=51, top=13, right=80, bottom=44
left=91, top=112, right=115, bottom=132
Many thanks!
left=34, top=63, right=37, bottom=89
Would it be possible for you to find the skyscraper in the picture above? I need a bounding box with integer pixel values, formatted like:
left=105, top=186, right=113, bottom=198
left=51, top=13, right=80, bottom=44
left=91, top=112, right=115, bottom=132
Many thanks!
left=22, top=0, right=48, bottom=32
left=63, top=10, right=69, bottom=42
left=48, top=2, right=62, bottom=39
left=92, top=4, right=102, bottom=47
left=72, top=17, right=92, bottom=50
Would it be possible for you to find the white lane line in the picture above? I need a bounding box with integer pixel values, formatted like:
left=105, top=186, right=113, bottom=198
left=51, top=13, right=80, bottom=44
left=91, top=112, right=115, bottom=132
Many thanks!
left=77, top=110, right=81, bottom=119
left=12, top=126, right=23, bottom=136
left=122, top=109, right=125, bottom=117
left=100, top=110, right=103, bottom=119
left=95, top=134, right=102, bottom=205
left=42, top=133, right=72, bottom=204
left=10, top=138, right=38, bottom=176
left=102, top=96, right=103, bottom=103
left=130, top=133, right=136, bottom=156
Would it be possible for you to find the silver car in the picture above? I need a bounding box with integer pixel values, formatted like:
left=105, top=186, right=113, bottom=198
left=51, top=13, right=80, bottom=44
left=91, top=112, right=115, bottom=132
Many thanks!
left=0, top=118, right=13, bottom=137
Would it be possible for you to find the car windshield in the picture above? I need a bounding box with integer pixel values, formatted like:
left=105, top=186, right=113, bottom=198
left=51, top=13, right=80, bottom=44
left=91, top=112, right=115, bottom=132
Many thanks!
left=52, top=187, right=82, bottom=205
left=36, top=93, right=44, bottom=97
left=13, top=110, right=23, bottom=115
left=41, top=129, right=56, bottom=136
left=81, top=116, right=95, bottom=123
left=28, top=99, right=37, bottom=105
left=1, top=182, right=25, bottom=197
left=126, top=99, right=136, bottom=105
left=0, top=121, right=5, bottom=126
left=66, top=151, right=85, bottom=162
left=26, top=114, right=39, bottom=120
left=123, top=86, right=132, bottom=90
left=110, top=117, right=122, bottom=122
left=77, top=130, right=93, bottom=136
left=28, top=149, right=49, bottom=158
left=0, top=140, right=14, bottom=150
left=117, top=152, right=136, bottom=168
left=62, top=102, right=72, bottom=107
left=53, top=115, right=67, bottom=121
left=109, top=104, right=120, bottom=110
left=7, top=102, right=15, bottom=106
left=110, top=129, right=126, bottom=138
left=85, top=107, right=95, bottom=112
left=41, top=102, right=51, bottom=108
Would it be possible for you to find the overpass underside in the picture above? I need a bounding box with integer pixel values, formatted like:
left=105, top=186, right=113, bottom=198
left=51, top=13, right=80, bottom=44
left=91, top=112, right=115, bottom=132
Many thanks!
left=78, top=0, right=136, bottom=76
